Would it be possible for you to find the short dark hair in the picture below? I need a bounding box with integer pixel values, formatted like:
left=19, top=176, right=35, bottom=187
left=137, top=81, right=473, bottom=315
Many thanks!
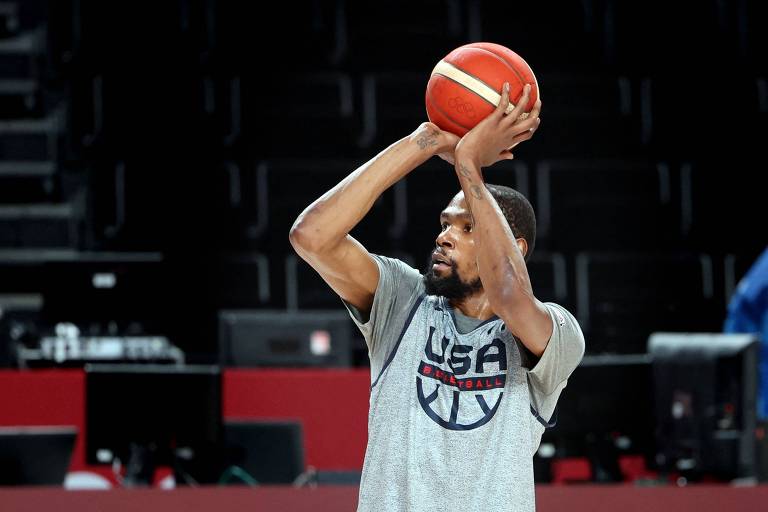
left=484, top=184, right=536, bottom=261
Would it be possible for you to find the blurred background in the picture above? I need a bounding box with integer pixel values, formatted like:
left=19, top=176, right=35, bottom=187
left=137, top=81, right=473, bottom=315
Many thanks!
left=0, top=0, right=766, bottom=508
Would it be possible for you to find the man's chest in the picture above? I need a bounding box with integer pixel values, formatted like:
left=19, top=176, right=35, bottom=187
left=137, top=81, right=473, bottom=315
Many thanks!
left=379, top=311, right=527, bottom=431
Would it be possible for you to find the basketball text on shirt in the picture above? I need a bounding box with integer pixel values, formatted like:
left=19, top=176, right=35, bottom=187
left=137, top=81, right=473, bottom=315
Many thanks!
left=417, top=325, right=507, bottom=431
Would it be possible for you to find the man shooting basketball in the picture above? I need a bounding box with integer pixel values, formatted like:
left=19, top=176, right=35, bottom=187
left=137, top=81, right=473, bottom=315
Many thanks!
left=290, top=83, right=584, bottom=511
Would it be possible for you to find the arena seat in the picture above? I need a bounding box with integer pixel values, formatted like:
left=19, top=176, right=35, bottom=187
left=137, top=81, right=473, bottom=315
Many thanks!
left=575, top=251, right=722, bottom=354
left=528, top=73, right=644, bottom=158
left=535, top=158, right=678, bottom=252
left=678, top=159, right=764, bottom=256
left=358, top=72, right=427, bottom=150
left=241, top=72, right=361, bottom=158
left=475, top=0, right=604, bottom=73
left=344, top=0, right=468, bottom=72
left=260, top=158, right=398, bottom=252
left=527, top=252, right=570, bottom=309
left=285, top=251, right=414, bottom=311
left=211, top=252, right=272, bottom=309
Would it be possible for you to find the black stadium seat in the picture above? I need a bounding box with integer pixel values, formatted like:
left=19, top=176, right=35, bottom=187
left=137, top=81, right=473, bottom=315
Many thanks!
left=344, top=0, right=468, bottom=72
left=529, top=73, right=644, bottom=158
left=475, top=0, right=604, bottom=73
left=242, top=72, right=361, bottom=158
left=678, top=159, right=764, bottom=256
left=358, top=72, right=429, bottom=150
left=575, top=252, right=723, bottom=354
left=211, top=252, right=272, bottom=309
left=213, top=1, right=346, bottom=71
left=285, top=251, right=415, bottom=311
left=527, top=252, right=569, bottom=309
left=535, top=158, right=679, bottom=252
left=260, top=158, right=399, bottom=253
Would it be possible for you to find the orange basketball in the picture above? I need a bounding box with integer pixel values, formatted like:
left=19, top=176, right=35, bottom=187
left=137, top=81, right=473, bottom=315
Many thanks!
left=425, top=42, right=539, bottom=137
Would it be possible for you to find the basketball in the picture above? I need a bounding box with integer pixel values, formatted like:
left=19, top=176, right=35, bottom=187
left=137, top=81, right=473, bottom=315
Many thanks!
left=425, top=42, right=539, bottom=137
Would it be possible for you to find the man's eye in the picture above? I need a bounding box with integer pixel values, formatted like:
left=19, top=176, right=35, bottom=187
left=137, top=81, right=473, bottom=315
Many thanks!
left=441, top=223, right=448, bottom=230
left=464, top=225, right=472, bottom=232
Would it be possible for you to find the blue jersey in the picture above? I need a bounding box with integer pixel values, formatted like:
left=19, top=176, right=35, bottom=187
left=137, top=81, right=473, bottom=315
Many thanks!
left=724, top=248, right=768, bottom=418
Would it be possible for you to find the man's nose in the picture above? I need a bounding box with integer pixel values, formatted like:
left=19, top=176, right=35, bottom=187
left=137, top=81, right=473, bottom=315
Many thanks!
left=436, top=229, right=454, bottom=249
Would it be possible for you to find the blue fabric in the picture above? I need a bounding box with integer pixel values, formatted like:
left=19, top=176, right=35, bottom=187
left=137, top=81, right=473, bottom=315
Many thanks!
left=724, top=248, right=768, bottom=418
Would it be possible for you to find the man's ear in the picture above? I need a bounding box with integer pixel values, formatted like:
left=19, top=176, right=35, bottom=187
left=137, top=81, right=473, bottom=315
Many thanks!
left=516, top=237, right=528, bottom=259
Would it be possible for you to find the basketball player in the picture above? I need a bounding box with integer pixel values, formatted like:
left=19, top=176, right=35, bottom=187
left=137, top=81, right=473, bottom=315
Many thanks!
left=290, top=83, right=584, bottom=511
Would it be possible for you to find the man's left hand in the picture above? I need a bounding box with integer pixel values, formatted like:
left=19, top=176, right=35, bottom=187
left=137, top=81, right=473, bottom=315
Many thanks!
left=455, top=83, right=542, bottom=168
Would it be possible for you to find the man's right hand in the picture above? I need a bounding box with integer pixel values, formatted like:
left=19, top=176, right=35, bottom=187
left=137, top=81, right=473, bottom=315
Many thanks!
left=409, top=122, right=461, bottom=165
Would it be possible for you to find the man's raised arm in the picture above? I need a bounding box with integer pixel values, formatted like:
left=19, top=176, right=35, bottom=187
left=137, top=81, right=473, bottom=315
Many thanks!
left=289, top=124, right=459, bottom=315
left=453, top=83, right=550, bottom=356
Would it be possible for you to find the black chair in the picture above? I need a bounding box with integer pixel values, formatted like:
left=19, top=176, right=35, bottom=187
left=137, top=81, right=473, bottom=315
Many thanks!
left=260, top=158, right=398, bottom=252
left=647, top=75, right=764, bottom=158
left=222, top=420, right=305, bottom=485
left=0, top=109, right=61, bottom=161
left=344, top=0, right=468, bottom=72
left=211, top=252, right=272, bottom=309
left=603, top=0, right=731, bottom=75
left=285, top=251, right=415, bottom=311
left=527, top=251, right=569, bottom=309
left=213, top=1, right=345, bottom=72
left=358, top=72, right=429, bottom=150
left=535, top=158, right=678, bottom=251
left=575, top=251, right=722, bottom=354
left=0, top=426, right=77, bottom=486
left=476, top=0, right=605, bottom=73
left=739, top=0, right=768, bottom=73
left=527, top=72, right=644, bottom=158
left=0, top=203, right=80, bottom=248
left=679, top=159, right=765, bottom=256
left=241, top=72, right=361, bottom=158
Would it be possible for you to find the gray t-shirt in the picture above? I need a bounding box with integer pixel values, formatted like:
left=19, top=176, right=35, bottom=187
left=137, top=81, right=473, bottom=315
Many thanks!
left=344, top=255, right=585, bottom=512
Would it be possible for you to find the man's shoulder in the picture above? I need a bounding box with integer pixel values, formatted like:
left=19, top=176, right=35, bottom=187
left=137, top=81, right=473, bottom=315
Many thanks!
left=372, top=254, right=422, bottom=274
left=540, top=302, right=578, bottom=328
left=371, top=254, right=425, bottom=289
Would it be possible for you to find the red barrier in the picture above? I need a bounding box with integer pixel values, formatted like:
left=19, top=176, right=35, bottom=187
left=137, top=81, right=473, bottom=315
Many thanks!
left=0, top=368, right=372, bottom=476
left=1, top=485, right=768, bottom=512
left=0, top=370, right=87, bottom=472
left=3, top=369, right=768, bottom=510
left=536, top=485, right=768, bottom=511
left=223, top=368, right=370, bottom=469
left=0, top=486, right=359, bottom=512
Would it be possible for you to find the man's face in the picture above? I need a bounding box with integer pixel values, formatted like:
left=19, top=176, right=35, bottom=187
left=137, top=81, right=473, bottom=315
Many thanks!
left=422, top=192, right=483, bottom=300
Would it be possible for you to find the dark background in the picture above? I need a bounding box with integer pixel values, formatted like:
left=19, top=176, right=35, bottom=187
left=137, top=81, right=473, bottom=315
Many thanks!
left=0, top=0, right=765, bottom=363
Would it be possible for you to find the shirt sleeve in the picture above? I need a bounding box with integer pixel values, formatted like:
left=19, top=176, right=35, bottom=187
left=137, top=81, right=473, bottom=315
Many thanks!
left=526, top=303, right=585, bottom=427
left=342, top=254, right=424, bottom=365
left=724, top=248, right=768, bottom=335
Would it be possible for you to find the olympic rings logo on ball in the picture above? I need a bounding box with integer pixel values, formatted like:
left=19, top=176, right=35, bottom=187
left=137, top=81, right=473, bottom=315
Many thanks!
left=448, top=96, right=476, bottom=119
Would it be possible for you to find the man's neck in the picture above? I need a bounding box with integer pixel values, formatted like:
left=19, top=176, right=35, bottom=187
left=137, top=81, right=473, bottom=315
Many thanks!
left=448, top=293, right=495, bottom=321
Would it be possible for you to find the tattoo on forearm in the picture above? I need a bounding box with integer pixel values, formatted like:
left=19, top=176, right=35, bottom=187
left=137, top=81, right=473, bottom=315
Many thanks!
left=459, top=162, right=483, bottom=199
left=416, top=129, right=440, bottom=150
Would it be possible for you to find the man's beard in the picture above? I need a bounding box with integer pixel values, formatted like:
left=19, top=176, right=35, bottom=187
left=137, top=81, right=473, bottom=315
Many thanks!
left=422, top=253, right=482, bottom=300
